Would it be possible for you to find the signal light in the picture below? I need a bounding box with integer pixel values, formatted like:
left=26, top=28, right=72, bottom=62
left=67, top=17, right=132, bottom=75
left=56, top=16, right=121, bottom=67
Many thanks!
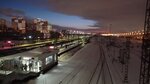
left=49, top=46, right=54, bottom=49
left=7, top=41, right=12, bottom=44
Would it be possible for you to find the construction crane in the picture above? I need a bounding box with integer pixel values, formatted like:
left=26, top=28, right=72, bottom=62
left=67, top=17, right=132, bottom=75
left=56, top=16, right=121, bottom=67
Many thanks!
left=139, top=0, right=150, bottom=84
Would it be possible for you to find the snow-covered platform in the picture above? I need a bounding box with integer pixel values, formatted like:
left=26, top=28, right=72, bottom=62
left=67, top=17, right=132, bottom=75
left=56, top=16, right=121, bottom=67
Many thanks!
left=12, top=36, right=140, bottom=84
left=24, top=36, right=113, bottom=84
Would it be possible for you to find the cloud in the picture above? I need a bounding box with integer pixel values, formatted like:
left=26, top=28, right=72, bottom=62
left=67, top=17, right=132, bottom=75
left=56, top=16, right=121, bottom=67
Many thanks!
left=0, top=8, right=25, bottom=17
left=88, top=23, right=101, bottom=28
left=46, top=0, right=146, bottom=32
left=0, top=0, right=145, bottom=32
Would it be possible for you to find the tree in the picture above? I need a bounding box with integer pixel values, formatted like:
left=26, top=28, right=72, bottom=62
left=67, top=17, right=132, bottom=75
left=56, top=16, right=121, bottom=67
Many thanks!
left=50, top=31, right=61, bottom=44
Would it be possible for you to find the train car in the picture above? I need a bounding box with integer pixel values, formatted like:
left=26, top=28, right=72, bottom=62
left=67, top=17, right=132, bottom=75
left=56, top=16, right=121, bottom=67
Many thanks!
left=0, top=40, right=15, bottom=48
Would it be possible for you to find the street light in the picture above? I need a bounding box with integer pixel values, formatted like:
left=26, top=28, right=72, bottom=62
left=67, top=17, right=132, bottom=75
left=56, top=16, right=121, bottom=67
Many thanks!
left=23, top=37, right=26, bottom=40
left=28, top=36, right=32, bottom=39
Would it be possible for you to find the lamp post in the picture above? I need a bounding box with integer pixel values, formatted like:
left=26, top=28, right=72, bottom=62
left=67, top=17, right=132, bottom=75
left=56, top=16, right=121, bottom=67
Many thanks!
left=28, top=35, right=33, bottom=43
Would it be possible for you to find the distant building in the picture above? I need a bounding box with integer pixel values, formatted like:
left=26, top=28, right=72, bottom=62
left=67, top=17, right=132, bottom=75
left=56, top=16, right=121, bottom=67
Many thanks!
left=0, top=18, right=7, bottom=32
left=48, top=24, right=52, bottom=31
left=33, top=18, right=52, bottom=38
left=33, top=18, right=43, bottom=32
left=12, top=17, right=26, bottom=34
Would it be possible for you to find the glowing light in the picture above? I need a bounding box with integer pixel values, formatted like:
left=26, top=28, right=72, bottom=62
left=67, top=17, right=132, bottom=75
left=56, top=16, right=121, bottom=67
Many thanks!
left=7, top=41, right=12, bottom=44
left=28, top=36, right=32, bottom=39
left=49, top=46, right=54, bottom=49
left=23, top=57, right=31, bottom=60
left=24, top=37, right=26, bottom=39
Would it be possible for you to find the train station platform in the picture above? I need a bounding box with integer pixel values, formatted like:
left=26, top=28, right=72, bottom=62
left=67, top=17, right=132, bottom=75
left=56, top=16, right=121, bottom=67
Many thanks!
left=0, top=42, right=82, bottom=84
left=22, top=36, right=113, bottom=84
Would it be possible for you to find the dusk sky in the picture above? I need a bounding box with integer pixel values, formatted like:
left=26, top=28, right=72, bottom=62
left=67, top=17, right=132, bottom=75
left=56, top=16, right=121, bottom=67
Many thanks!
left=0, top=0, right=146, bottom=32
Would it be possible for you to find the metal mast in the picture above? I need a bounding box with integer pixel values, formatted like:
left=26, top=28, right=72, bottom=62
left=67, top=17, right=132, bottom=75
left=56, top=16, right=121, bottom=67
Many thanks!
left=139, top=0, right=150, bottom=84
left=123, top=37, right=130, bottom=84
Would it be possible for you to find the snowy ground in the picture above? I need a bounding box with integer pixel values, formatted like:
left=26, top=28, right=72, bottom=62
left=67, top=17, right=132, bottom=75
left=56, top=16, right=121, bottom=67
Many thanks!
left=15, top=36, right=111, bottom=84
left=101, top=36, right=141, bottom=84
left=15, top=36, right=141, bottom=84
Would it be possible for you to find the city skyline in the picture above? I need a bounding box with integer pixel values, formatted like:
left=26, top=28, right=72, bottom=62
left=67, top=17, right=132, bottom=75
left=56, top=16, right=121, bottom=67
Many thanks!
left=0, top=0, right=97, bottom=30
left=0, top=0, right=146, bottom=32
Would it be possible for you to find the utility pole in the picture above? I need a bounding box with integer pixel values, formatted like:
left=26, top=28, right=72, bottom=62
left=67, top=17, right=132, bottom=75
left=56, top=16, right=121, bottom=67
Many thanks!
left=109, top=24, right=112, bottom=34
left=123, top=37, right=130, bottom=84
left=118, top=37, right=130, bottom=84
left=139, top=0, right=150, bottom=84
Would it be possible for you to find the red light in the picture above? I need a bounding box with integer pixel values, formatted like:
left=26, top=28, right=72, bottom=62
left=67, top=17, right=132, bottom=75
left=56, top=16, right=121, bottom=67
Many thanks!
left=49, top=46, right=54, bottom=49
left=7, top=41, right=12, bottom=44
